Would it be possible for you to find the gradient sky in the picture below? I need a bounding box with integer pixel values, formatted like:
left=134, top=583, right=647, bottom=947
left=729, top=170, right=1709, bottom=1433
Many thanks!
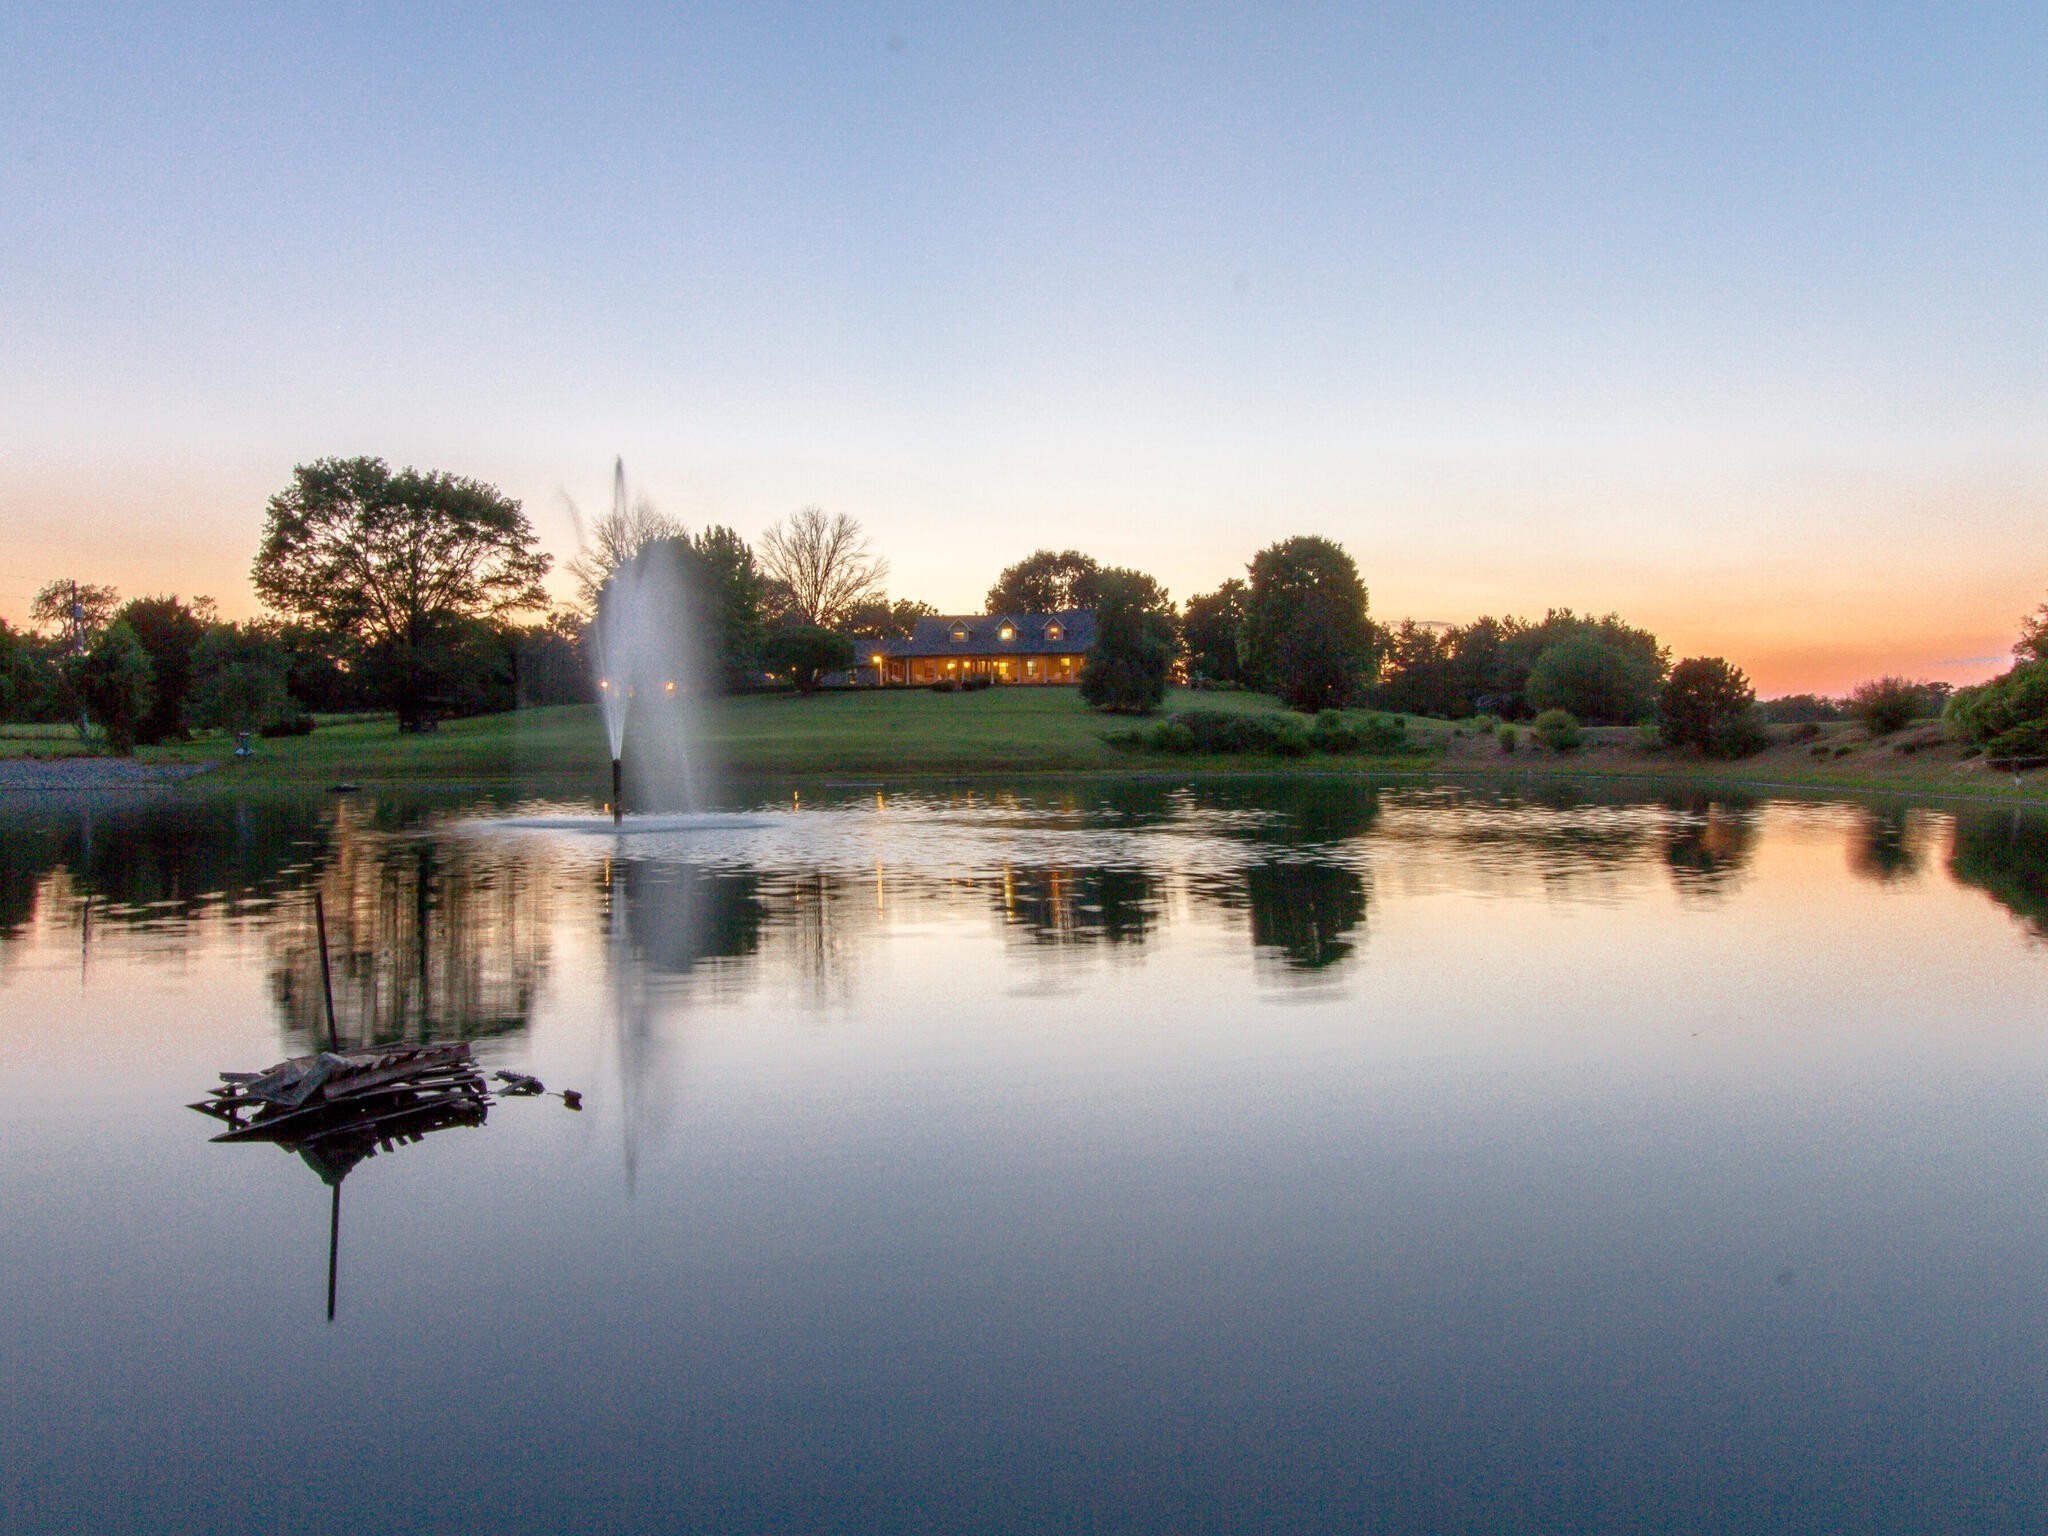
left=4, top=2, right=2044, bottom=693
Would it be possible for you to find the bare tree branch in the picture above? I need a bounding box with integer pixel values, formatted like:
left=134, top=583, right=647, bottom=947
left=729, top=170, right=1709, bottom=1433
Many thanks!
left=758, top=507, right=889, bottom=629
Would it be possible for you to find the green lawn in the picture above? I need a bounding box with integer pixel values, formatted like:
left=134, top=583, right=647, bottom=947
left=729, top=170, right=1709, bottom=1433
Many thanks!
left=143, top=686, right=1412, bottom=786
left=20, top=687, right=2044, bottom=802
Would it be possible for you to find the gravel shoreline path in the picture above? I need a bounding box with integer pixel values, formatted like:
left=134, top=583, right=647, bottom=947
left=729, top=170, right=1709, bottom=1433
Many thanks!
left=0, top=759, right=216, bottom=792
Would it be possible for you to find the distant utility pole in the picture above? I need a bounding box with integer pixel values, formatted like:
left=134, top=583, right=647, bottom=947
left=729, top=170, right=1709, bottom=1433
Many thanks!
left=69, top=581, right=90, bottom=742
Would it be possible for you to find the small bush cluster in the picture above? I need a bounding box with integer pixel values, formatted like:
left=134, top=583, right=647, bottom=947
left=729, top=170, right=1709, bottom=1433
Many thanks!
left=1123, top=707, right=1410, bottom=758
left=1498, top=725, right=1518, bottom=753
left=961, top=675, right=993, bottom=692
left=1531, top=709, right=1581, bottom=752
left=259, top=710, right=315, bottom=738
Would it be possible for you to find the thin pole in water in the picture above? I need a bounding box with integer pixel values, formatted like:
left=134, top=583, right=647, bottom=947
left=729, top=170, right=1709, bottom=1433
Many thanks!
left=327, top=1182, right=341, bottom=1322
left=313, top=890, right=339, bottom=1052
left=612, top=756, right=623, bottom=826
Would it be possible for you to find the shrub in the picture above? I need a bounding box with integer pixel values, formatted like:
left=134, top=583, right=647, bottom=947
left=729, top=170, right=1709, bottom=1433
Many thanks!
left=1472, top=713, right=1501, bottom=734
left=1357, top=713, right=1408, bottom=754
left=1531, top=708, right=1581, bottom=752
left=259, top=710, right=315, bottom=738
left=930, top=679, right=957, bottom=693
left=1498, top=725, right=1518, bottom=753
left=960, top=674, right=993, bottom=692
left=1147, top=720, right=1196, bottom=753
left=1848, top=676, right=1927, bottom=737
left=1787, top=721, right=1820, bottom=743
left=1307, top=710, right=1358, bottom=753
left=1707, top=708, right=1769, bottom=759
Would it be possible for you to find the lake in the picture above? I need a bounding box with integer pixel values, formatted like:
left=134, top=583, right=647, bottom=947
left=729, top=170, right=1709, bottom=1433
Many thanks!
left=5, top=777, right=2048, bottom=1534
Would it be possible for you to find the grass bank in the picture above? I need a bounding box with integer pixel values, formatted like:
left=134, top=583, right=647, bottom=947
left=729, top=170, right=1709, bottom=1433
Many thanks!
left=36, top=688, right=2048, bottom=803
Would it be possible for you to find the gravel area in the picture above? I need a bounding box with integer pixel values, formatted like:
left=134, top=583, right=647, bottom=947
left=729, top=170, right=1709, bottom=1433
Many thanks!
left=0, top=758, right=216, bottom=792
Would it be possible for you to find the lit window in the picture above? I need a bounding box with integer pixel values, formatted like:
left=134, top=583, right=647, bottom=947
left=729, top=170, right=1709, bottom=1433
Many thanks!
left=1046, top=624, right=1062, bottom=641
left=999, top=624, right=1015, bottom=641
left=951, top=624, right=968, bottom=642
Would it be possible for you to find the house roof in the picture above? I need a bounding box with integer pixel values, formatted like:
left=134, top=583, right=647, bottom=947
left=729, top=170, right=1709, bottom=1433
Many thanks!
left=862, top=609, right=1096, bottom=659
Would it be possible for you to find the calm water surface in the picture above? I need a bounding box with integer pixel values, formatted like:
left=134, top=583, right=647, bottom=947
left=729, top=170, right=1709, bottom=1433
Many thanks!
left=5, top=778, right=2048, bottom=1533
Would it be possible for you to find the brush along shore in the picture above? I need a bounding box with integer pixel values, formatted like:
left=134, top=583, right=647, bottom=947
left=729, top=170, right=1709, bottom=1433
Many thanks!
left=12, top=689, right=2044, bottom=802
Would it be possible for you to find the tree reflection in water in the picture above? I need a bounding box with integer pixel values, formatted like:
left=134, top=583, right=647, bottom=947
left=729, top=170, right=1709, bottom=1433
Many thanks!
left=1660, top=792, right=1760, bottom=895
left=1948, top=807, right=2048, bottom=940
left=270, top=801, right=553, bottom=1049
left=1849, top=806, right=1923, bottom=884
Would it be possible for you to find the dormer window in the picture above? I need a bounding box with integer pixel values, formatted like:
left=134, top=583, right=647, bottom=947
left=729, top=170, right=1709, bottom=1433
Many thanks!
left=951, top=624, right=968, bottom=642
left=1046, top=623, right=1063, bottom=641
left=999, top=624, right=1015, bottom=642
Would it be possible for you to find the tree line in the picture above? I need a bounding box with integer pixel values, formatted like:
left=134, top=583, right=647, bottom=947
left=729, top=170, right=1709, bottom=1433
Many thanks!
left=8, top=451, right=2037, bottom=763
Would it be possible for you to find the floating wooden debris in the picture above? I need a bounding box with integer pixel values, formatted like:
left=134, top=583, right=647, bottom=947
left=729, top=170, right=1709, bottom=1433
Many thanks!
left=191, top=1042, right=492, bottom=1176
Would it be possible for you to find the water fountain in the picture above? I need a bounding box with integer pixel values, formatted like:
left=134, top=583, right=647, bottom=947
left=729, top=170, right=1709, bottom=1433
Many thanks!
left=589, top=496, right=703, bottom=825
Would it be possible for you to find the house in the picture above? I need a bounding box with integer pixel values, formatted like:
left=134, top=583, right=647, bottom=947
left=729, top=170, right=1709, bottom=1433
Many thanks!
left=859, top=610, right=1097, bottom=686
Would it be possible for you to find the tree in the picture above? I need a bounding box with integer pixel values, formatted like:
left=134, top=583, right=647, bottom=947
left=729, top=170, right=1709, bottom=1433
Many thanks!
left=1951, top=660, right=2048, bottom=762
left=79, top=620, right=154, bottom=754
left=1525, top=633, right=1662, bottom=725
left=1660, top=657, right=1758, bottom=755
left=565, top=458, right=687, bottom=615
left=1242, top=536, right=1377, bottom=713
left=844, top=598, right=937, bottom=641
left=1182, top=579, right=1248, bottom=684
left=986, top=550, right=1101, bottom=614
left=680, top=526, right=767, bottom=691
left=759, top=507, right=887, bottom=628
left=1373, top=619, right=1460, bottom=716
left=762, top=626, right=855, bottom=693
left=31, top=579, right=119, bottom=739
left=189, top=624, right=294, bottom=734
left=31, top=579, right=119, bottom=646
left=252, top=456, right=550, bottom=731
left=1847, top=676, right=1939, bottom=737
left=116, top=595, right=212, bottom=743
left=1080, top=567, right=1177, bottom=714
left=2019, top=598, right=2048, bottom=662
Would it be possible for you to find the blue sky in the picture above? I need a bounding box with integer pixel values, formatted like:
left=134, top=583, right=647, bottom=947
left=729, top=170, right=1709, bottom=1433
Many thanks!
left=3, top=2, right=2044, bottom=689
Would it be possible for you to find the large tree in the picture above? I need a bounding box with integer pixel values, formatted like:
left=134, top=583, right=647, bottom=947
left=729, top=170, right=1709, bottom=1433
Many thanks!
left=1181, top=578, right=1248, bottom=684
left=1080, top=567, right=1177, bottom=714
left=116, top=594, right=212, bottom=743
left=986, top=550, right=1102, bottom=614
left=1242, top=536, right=1377, bottom=712
left=759, top=507, right=887, bottom=628
left=252, top=456, right=550, bottom=730
left=1659, top=657, right=1758, bottom=755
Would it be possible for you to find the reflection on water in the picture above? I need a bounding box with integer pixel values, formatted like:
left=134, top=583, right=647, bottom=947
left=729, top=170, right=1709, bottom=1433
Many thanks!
left=270, top=802, right=553, bottom=1049
left=9, top=783, right=2048, bottom=1019
left=1850, top=806, right=1924, bottom=884
left=1950, top=806, right=2048, bottom=939
left=1660, top=791, right=1760, bottom=893
left=10, top=778, right=2048, bottom=1534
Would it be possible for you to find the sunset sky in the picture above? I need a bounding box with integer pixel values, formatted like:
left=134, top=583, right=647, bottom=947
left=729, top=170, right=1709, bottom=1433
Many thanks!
left=4, top=2, right=2043, bottom=694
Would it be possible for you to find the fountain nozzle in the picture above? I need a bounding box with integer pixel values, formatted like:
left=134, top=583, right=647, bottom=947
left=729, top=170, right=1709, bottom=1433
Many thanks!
left=612, top=756, right=623, bottom=826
